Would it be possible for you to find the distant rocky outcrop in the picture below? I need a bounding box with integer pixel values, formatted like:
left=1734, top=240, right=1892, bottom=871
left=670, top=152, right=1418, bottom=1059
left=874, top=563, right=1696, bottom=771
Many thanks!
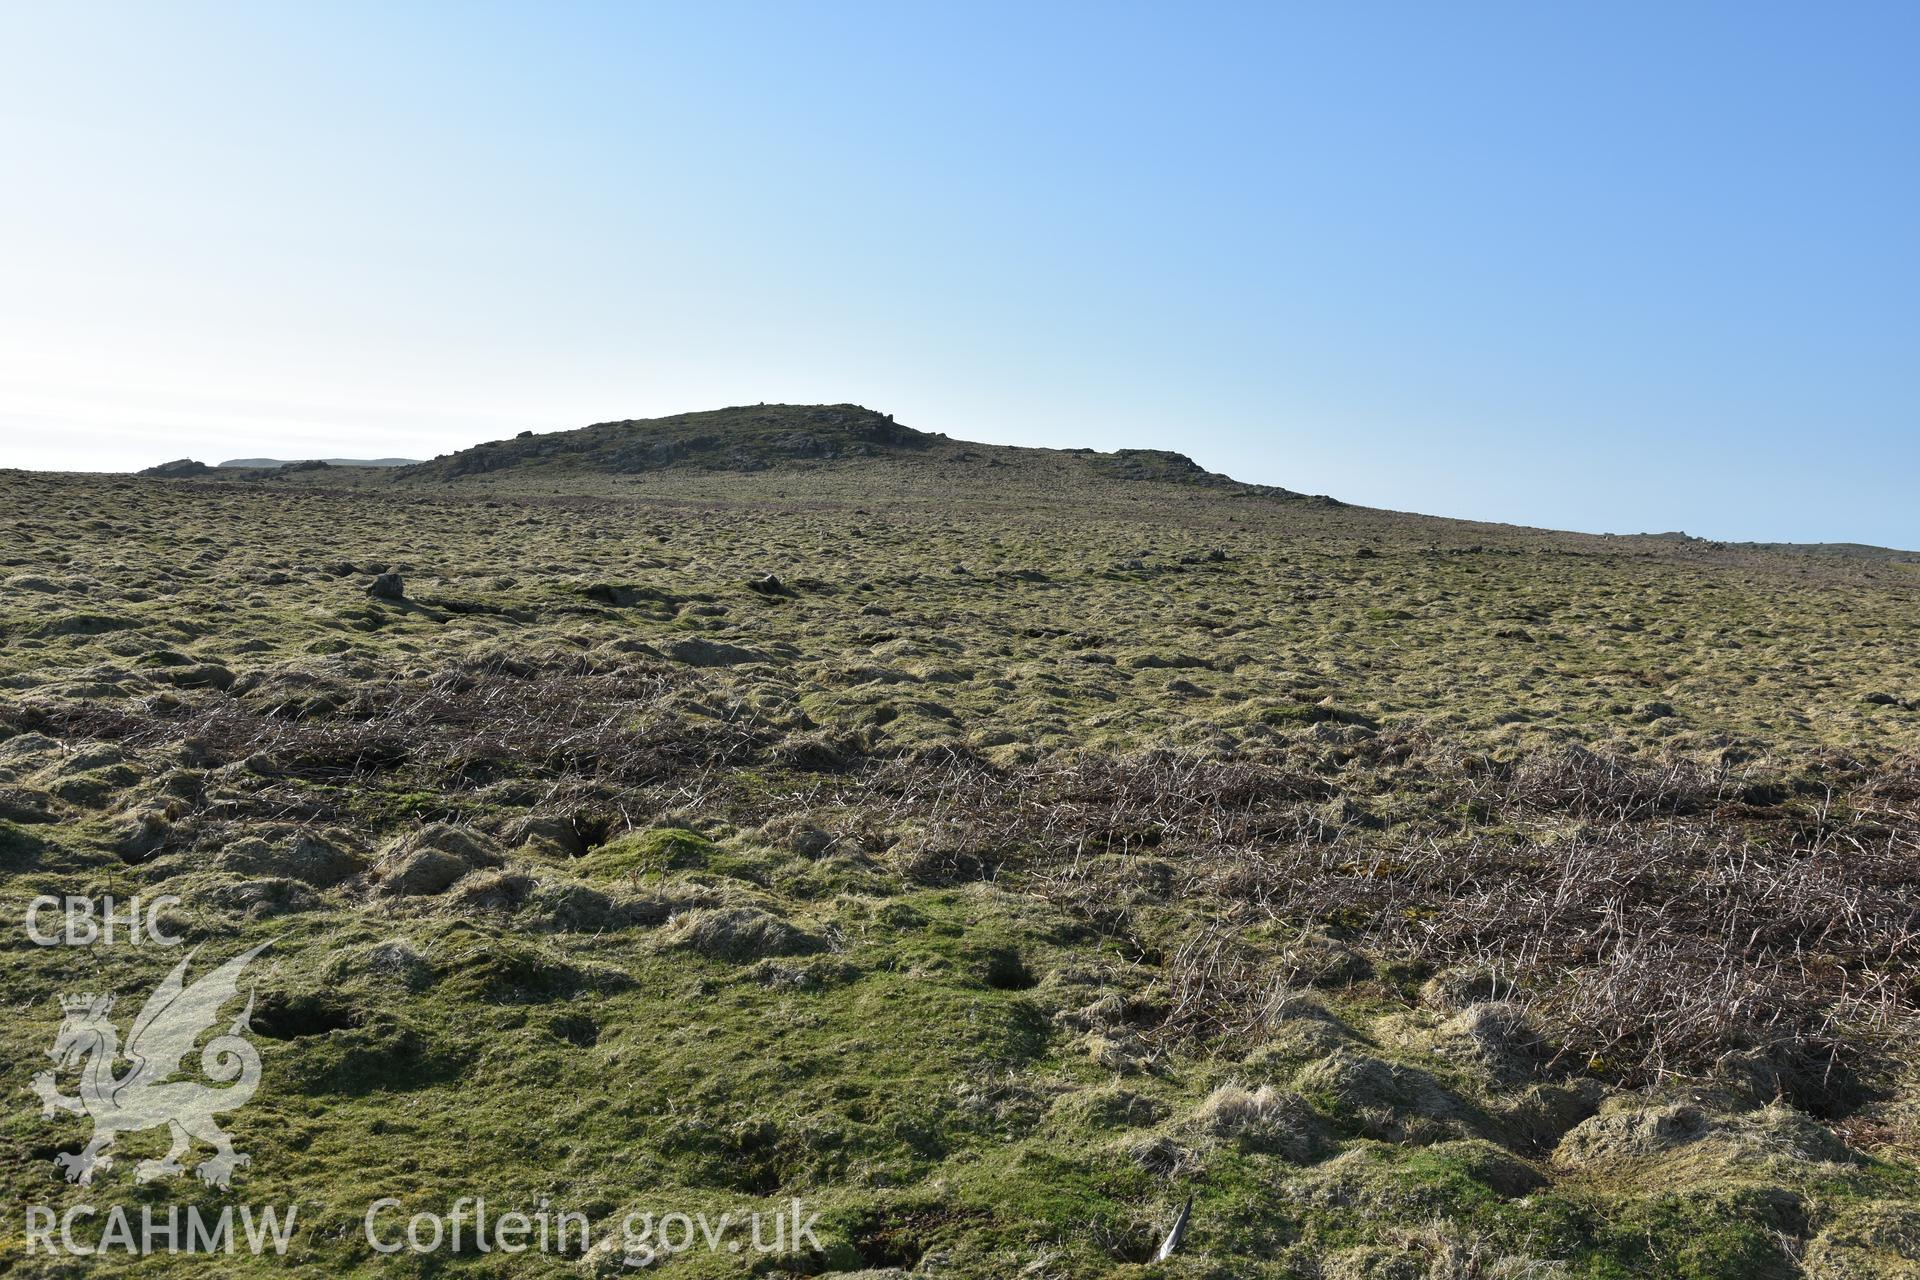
left=138, top=459, right=215, bottom=478
left=394, top=402, right=1321, bottom=499
left=218, top=457, right=421, bottom=468
left=400, top=404, right=929, bottom=481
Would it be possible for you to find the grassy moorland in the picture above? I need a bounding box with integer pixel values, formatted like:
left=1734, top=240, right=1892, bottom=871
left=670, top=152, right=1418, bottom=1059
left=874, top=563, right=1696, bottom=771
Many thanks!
left=2, top=405, right=1917, bottom=1278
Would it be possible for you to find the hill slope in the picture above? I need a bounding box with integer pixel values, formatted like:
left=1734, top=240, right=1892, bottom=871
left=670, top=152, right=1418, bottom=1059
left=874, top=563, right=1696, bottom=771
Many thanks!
left=11, top=418, right=1919, bottom=1278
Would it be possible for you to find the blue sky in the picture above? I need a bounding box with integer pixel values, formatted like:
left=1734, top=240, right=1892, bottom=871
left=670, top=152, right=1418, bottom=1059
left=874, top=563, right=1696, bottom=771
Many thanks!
left=2, top=3, right=1914, bottom=545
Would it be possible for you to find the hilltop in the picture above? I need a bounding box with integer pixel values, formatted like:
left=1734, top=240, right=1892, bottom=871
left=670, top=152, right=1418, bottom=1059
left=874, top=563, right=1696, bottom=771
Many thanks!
left=392, top=402, right=1304, bottom=496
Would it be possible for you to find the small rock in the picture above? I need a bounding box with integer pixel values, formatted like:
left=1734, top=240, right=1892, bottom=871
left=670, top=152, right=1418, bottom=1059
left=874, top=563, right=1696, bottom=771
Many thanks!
left=365, top=572, right=405, bottom=600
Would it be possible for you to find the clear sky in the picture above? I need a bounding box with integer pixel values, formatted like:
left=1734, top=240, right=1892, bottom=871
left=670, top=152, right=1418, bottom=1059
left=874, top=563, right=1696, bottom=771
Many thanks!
left=2, top=3, right=1914, bottom=545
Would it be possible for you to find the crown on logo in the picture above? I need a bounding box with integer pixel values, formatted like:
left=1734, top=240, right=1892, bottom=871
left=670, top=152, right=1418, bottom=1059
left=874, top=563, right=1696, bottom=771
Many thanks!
left=58, top=993, right=114, bottom=1016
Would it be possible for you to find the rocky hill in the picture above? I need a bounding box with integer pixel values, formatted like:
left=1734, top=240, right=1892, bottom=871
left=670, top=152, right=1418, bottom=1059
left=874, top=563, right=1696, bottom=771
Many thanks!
left=394, top=402, right=1302, bottom=496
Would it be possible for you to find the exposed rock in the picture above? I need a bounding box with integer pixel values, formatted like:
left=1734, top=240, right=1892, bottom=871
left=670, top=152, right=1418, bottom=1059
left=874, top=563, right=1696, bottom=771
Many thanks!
left=365, top=572, right=406, bottom=600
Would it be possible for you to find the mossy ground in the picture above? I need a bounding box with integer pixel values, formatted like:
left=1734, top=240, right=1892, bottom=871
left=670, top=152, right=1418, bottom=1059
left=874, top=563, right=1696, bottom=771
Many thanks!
left=0, top=456, right=1916, bottom=1278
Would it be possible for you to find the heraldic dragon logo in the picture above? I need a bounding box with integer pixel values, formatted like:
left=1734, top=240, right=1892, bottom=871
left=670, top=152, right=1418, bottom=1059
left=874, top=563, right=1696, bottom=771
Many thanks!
left=29, top=943, right=270, bottom=1189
